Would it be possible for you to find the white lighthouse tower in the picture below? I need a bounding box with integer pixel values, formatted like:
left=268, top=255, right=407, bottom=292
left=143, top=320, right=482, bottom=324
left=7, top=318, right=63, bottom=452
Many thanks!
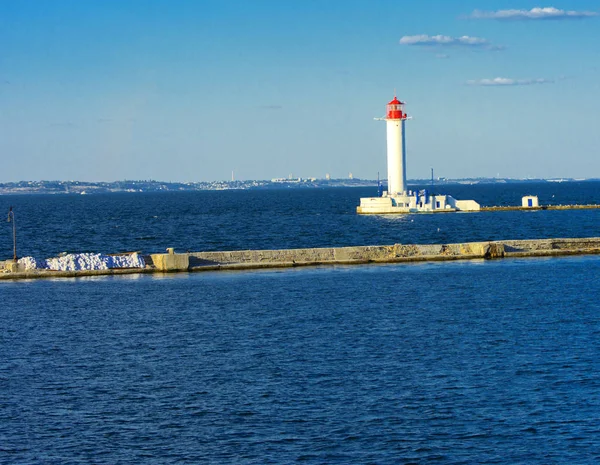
left=383, top=96, right=408, bottom=196
left=357, top=94, right=481, bottom=214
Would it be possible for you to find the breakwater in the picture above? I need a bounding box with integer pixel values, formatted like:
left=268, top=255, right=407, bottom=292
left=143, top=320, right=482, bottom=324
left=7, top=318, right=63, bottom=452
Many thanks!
left=481, top=204, right=600, bottom=212
left=2, top=237, right=600, bottom=280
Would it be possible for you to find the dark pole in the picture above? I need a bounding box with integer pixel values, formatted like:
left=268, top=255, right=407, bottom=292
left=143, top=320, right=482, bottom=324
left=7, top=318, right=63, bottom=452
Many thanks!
left=7, top=206, right=16, bottom=262
left=431, top=168, right=435, bottom=210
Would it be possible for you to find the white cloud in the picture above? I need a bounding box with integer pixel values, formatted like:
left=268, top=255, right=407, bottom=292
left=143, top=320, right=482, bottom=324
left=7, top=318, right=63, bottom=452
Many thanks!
left=469, top=7, right=598, bottom=20
left=466, top=77, right=554, bottom=86
left=400, top=35, right=488, bottom=47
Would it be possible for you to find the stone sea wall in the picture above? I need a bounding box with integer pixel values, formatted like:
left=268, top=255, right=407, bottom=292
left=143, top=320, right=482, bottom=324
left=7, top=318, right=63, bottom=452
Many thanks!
left=2, top=237, right=600, bottom=280
left=184, top=237, right=599, bottom=271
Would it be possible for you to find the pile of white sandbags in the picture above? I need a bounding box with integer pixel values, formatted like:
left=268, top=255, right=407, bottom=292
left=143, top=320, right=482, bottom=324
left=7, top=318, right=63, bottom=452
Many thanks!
left=18, top=253, right=145, bottom=271
left=16, top=256, right=43, bottom=271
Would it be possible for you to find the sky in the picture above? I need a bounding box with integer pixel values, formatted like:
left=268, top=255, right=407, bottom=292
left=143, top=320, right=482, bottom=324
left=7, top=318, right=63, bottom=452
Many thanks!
left=1, top=1, right=599, bottom=182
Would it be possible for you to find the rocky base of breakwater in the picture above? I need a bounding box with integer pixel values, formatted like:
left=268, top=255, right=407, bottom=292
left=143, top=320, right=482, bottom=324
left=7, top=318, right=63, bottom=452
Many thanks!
left=2, top=237, right=600, bottom=280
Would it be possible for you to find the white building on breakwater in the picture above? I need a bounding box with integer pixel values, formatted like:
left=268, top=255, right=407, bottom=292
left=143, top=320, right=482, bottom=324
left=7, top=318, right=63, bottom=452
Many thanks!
left=357, top=96, right=480, bottom=214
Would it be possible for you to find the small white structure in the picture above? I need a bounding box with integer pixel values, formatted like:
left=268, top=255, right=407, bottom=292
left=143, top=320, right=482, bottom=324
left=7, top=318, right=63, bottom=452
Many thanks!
left=357, top=95, right=480, bottom=214
left=522, top=195, right=539, bottom=208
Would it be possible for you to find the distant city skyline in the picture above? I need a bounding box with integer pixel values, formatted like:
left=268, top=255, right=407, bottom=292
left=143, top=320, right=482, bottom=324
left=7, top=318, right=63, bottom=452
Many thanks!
left=1, top=1, right=599, bottom=182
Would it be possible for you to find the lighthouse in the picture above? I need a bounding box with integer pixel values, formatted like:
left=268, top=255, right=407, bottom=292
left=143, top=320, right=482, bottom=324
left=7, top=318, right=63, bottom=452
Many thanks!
left=356, top=93, right=481, bottom=214
left=383, top=96, right=408, bottom=196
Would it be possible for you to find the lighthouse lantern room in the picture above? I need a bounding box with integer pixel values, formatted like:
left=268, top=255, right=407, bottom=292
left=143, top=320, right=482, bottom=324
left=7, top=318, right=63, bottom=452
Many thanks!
left=386, top=97, right=406, bottom=120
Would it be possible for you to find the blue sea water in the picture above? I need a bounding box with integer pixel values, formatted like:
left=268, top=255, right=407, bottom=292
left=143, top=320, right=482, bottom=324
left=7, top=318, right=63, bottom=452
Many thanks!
left=1, top=182, right=600, bottom=464
left=2, top=181, right=600, bottom=258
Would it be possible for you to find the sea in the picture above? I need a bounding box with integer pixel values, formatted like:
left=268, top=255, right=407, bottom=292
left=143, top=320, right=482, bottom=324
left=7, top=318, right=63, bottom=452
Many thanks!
left=1, top=181, right=600, bottom=464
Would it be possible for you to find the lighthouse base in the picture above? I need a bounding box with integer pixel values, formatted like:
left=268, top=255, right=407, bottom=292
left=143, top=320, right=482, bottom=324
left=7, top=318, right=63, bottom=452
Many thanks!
left=357, top=192, right=480, bottom=215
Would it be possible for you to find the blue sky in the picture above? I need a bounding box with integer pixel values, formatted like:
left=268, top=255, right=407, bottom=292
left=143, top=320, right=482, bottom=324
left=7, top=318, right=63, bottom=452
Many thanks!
left=1, top=1, right=599, bottom=182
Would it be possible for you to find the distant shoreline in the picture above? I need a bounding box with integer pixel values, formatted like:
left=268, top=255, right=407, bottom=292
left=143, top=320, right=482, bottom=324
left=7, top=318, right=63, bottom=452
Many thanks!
left=0, top=177, right=596, bottom=195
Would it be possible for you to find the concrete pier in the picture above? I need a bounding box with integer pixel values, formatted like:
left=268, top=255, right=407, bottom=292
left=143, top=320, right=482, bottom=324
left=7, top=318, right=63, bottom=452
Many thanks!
left=186, top=237, right=599, bottom=270
left=481, top=204, right=600, bottom=212
left=2, top=237, right=600, bottom=280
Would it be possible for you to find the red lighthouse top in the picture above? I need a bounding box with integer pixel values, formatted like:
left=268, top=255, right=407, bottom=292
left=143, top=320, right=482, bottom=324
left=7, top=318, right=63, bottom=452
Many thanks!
left=386, top=96, right=406, bottom=120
